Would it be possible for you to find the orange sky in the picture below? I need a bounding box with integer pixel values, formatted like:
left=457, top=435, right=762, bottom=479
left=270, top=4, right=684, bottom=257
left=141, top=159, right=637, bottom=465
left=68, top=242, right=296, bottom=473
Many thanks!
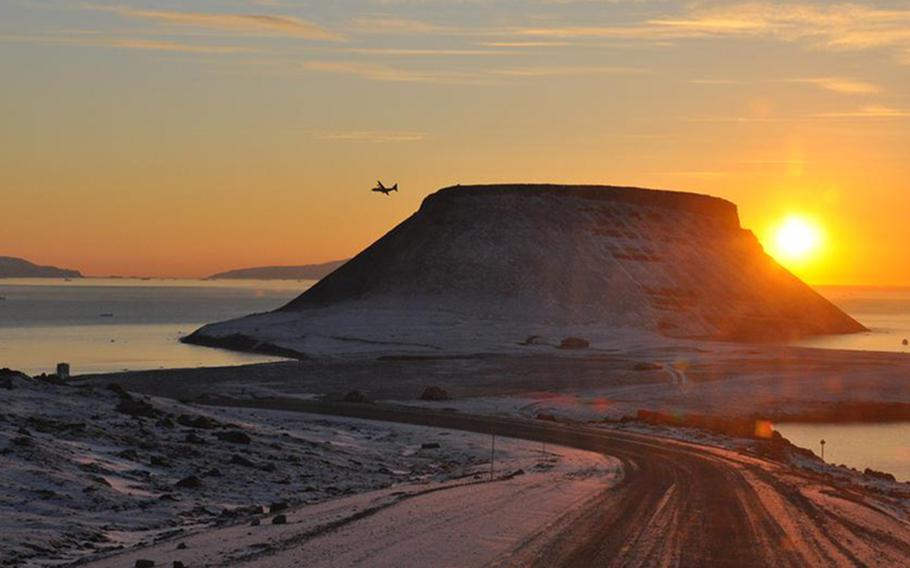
left=2, top=1, right=908, bottom=284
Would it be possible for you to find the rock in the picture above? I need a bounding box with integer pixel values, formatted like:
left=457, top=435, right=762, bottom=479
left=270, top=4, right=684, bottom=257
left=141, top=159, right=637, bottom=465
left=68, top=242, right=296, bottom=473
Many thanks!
left=116, top=398, right=160, bottom=419
left=231, top=454, right=256, bottom=468
left=107, top=383, right=132, bottom=399
left=0, top=368, right=29, bottom=381
left=903, top=338, right=909, bottom=346
left=558, top=337, right=590, bottom=350
left=421, top=442, right=441, bottom=449
left=33, top=373, right=67, bottom=386
left=419, top=386, right=450, bottom=401
left=176, top=542, right=187, bottom=550
left=215, top=430, right=251, bottom=444
left=863, top=468, right=897, bottom=482
left=518, top=335, right=547, bottom=346
left=271, top=514, right=287, bottom=525
left=250, top=518, right=261, bottom=526
left=135, top=560, right=155, bottom=568
left=177, top=414, right=220, bottom=429
left=150, top=455, right=170, bottom=467
left=184, top=432, right=205, bottom=445
left=342, top=390, right=370, bottom=403
left=269, top=501, right=288, bottom=513
left=174, top=475, right=202, bottom=489
left=117, top=448, right=139, bottom=460
left=173, top=562, right=185, bottom=568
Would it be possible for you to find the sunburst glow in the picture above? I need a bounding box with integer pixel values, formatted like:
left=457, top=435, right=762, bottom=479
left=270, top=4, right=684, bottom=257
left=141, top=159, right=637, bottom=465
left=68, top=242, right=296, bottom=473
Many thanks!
left=772, top=216, right=823, bottom=264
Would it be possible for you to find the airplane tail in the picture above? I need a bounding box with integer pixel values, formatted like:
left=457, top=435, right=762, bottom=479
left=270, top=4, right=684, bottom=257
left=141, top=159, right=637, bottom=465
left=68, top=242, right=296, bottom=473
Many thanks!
left=392, top=184, right=398, bottom=192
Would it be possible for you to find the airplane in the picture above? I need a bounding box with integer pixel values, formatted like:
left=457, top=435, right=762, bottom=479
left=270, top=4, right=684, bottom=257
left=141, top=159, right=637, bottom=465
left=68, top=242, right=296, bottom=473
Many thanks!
left=372, top=181, right=398, bottom=196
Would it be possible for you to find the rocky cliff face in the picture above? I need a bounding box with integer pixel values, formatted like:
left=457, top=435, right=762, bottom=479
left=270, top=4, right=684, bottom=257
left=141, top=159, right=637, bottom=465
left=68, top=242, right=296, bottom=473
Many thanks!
left=186, top=185, right=865, bottom=356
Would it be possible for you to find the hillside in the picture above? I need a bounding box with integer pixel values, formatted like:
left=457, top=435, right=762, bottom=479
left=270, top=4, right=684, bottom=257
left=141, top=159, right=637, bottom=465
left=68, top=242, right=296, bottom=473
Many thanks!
left=0, top=256, right=82, bottom=278
left=208, top=260, right=347, bottom=280
left=185, top=184, right=865, bottom=357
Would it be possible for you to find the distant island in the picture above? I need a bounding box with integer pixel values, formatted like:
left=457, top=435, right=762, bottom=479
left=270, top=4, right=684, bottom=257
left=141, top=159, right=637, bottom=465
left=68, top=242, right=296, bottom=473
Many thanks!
left=207, top=260, right=347, bottom=280
left=0, top=256, right=82, bottom=278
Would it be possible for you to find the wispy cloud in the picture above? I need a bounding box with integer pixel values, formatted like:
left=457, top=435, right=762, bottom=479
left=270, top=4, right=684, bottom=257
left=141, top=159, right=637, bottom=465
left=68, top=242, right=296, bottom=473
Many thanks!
left=813, top=105, right=910, bottom=119
left=478, top=41, right=572, bottom=48
left=492, top=65, right=646, bottom=77
left=691, top=76, right=881, bottom=95
left=313, top=130, right=427, bottom=143
left=88, top=5, right=342, bottom=40
left=790, top=77, right=881, bottom=95
left=302, top=60, right=486, bottom=84
left=348, top=17, right=447, bottom=35
left=341, top=47, right=520, bottom=56
left=506, top=2, right=910, bottom=63
left=0, top=33, right=257, bottom=54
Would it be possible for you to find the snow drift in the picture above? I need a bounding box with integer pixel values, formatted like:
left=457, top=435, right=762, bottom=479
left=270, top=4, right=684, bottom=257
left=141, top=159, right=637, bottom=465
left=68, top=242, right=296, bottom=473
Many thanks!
left=185, top=184, right=865, bottom=357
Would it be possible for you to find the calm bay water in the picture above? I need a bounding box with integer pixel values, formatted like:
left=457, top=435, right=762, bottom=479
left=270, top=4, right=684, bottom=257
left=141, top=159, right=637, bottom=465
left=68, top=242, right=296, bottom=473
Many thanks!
left=774, top=422, right=910, bottom=482
left=0, top=278, right=305, bottom=375
left=2, top=279, right=908, bottom=479
left=795, top=286, right=910, bottom=354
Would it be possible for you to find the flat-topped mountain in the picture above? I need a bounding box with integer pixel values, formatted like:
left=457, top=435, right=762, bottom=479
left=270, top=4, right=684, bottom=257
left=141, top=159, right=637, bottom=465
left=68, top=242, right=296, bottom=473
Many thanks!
left=0, top=256, right=82, bottom=279
left=185, top=184, right=865, bottom=357
left=208, top=260, right=347, bottom=280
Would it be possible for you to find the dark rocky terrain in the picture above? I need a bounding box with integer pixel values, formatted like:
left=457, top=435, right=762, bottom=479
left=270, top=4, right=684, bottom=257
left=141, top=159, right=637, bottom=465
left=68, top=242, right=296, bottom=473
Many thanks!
left=207, top=260, right=347, bottom=280
left=185, top=185, right=865, bottom=357
left=0, top=256, right=82, bottom=278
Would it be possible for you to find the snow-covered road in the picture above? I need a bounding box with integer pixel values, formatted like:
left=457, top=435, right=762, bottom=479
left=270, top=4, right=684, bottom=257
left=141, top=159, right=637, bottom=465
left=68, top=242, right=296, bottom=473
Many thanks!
left=83, top=442, right=619, bottom=567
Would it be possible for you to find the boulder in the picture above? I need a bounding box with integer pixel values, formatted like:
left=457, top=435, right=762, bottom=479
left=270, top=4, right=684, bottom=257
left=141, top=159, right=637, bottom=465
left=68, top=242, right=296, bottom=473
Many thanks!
left=230, top=454, right=256, bottom=468
left=272, top=514, right=288, bottom=525
left=558, top=337, right=590, bottom=350
left=177, top=414, right=220, bottom=429
left=419, top=386, right=450, bottom=401
left=864, top=468, right=897, bottom=482
left=116, top=398, right=160, bottom=419
left=174, top=475, right=202, bottom=489
left=215, top=430, right=251, bottom=444
left=342, top=390, right=370, bottom=403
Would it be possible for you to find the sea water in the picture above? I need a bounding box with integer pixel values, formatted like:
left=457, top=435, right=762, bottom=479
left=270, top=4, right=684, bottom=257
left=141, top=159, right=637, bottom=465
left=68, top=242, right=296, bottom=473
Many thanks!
left=0, top=278, right=305, bottom=375
left=774, top=422, right=910, bottom=482
left=794, top=286, right=910, bottom=355
left=2, top=279, right=908, bottom=480
left=778, top=286, right=910, bottom=482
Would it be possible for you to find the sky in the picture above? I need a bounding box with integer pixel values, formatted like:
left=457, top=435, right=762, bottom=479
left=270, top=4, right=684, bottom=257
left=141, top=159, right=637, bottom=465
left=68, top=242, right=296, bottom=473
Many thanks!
left=1, top=0, right=908, bottom=284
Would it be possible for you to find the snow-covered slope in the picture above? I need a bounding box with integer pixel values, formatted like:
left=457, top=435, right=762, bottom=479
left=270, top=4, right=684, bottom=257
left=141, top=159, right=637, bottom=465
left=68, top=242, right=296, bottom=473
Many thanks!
left=185, top=185, right=864, bottom=357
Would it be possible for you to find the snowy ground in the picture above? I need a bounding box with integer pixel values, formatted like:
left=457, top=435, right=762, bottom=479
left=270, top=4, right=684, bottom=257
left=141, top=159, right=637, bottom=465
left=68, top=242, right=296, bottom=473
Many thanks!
left=1, top=375, right=616, bottom=567
left=82, top=445, right=618, bottom=568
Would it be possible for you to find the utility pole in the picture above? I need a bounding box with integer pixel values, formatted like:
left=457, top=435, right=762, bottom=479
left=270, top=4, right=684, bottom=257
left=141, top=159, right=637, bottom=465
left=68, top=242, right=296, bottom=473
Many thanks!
left=820, top=439, right=826, bottom=461
left=490, top=432, right=496, bottom=481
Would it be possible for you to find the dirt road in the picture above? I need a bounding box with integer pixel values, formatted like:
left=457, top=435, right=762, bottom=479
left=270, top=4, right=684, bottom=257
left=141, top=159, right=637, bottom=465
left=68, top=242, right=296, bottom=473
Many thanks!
left=200, top=398, right=910, bottom=567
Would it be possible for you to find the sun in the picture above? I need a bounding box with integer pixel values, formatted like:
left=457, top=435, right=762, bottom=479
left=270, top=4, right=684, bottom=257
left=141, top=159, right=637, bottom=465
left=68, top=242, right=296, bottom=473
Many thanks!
left=771, top=215, right=823, bottom=264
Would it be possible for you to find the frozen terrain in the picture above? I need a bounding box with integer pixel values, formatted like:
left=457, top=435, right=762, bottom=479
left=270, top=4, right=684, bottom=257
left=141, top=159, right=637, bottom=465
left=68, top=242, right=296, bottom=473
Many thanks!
left=1, top=375, right=605, bottom=566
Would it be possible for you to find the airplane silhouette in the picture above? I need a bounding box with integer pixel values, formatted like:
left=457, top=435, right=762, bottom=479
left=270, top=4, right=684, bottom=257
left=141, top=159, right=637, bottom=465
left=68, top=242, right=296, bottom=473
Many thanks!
left=372, top=181, right=398, bottom=196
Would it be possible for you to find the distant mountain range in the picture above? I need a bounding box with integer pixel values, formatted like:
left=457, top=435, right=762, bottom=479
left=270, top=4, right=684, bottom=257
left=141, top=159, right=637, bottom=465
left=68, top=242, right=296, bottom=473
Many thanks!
left=207, top=260, right=347, bottom=280
left=0, top=256, right=82, bottom=278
